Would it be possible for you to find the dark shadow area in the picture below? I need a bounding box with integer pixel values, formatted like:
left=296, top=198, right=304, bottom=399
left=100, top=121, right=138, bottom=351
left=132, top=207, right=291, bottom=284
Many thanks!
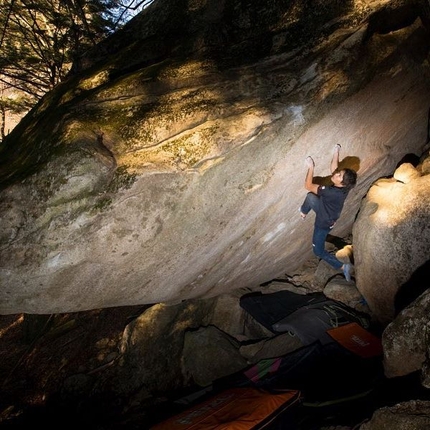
left=396, top=152, right=421, bottom=169
left=363, top=1, right=430, bottom=42
left=313, top=155, right=361, bottom=186
left=394, top=259, right=430, bottom=316
left=427, top=105, right=430, bottom=145
left=340, top=155, right=361, bottom=173
left=326, top=234, right=350, bottom=251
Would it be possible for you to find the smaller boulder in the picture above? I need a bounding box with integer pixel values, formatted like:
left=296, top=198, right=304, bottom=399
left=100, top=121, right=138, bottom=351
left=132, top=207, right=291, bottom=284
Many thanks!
left=182, top=325, right=248, bottom=387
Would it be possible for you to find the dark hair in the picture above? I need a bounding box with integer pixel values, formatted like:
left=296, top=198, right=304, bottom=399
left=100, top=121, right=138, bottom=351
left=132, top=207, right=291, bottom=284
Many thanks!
left=342, top=168, right=357, bottom=190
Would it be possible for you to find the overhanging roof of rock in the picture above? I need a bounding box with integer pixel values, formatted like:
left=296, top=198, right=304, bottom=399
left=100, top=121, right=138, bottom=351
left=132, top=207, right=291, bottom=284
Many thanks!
left=0, top=0, right=373, bottom=189
left=1, top=0, right=430, bottom=314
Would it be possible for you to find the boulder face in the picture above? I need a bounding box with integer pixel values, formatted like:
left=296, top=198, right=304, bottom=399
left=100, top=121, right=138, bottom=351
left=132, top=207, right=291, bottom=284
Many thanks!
left=353, top=160, right=430, bottom=325
left=382, top=288, right=430, bottom=381
left=0, top=0, right=430, bottom=314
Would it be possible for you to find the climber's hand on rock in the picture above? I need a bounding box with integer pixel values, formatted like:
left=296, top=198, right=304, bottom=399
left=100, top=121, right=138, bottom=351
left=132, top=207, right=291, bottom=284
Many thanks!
left=333, top=144, right=341, bottom=154
left=305, top=156, right=315, bottom=168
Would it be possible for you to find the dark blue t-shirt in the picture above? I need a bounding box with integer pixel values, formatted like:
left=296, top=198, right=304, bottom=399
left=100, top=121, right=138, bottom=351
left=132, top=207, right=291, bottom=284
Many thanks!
left=315, top=185, right=349, bottom=229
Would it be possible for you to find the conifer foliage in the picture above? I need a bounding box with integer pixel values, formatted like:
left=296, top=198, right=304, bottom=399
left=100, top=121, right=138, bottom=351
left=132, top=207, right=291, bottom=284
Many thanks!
left=0, top=0, right=150, bottom=139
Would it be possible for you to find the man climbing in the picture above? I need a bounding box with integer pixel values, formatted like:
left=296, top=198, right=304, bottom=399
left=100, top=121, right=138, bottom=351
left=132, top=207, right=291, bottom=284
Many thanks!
left=300, top=144, right=357, bottom=282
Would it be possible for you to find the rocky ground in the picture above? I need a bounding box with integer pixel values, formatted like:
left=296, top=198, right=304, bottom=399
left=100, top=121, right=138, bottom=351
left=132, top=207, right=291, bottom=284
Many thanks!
left=0, top=256, right=428, bottom=429
left=0, top=306, right=149, bottom=429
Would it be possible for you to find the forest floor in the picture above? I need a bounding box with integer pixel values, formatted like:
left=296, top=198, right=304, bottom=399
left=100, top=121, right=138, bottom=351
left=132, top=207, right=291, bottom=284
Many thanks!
left=0, top=274, right=429, bottom=429
left=0, top=306, right=149, bottom=429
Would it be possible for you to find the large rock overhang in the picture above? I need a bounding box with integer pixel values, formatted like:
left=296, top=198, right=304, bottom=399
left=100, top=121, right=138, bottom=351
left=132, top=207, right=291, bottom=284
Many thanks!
left=0, top=0, right=429, bottom=314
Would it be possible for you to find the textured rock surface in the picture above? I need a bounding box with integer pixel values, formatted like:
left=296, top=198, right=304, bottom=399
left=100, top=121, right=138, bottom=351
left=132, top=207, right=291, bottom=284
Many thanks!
left=0, top=0, right=430, bottom=314
left=182, top=325, right=248, bottom=387
left=352, top=158, right=430, bottom=325
left=382, top=288, right=430, bottom=381
left=360, top=400, right=430, bottom=430
left=116, top=300, right=215, bottom=395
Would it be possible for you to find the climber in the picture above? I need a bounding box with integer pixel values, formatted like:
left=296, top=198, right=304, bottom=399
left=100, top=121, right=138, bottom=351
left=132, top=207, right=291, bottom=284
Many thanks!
left=299, top=144, right=357, bottom=282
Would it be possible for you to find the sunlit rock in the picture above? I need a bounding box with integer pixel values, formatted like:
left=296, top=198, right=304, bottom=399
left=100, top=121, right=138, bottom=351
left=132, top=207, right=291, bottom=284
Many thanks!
left=353, top=154, right=430, bottom=325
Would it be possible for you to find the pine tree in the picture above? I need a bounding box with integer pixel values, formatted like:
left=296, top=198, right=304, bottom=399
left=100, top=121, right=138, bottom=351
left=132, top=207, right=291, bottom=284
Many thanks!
left=0, top=0, right=150, bottom=140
